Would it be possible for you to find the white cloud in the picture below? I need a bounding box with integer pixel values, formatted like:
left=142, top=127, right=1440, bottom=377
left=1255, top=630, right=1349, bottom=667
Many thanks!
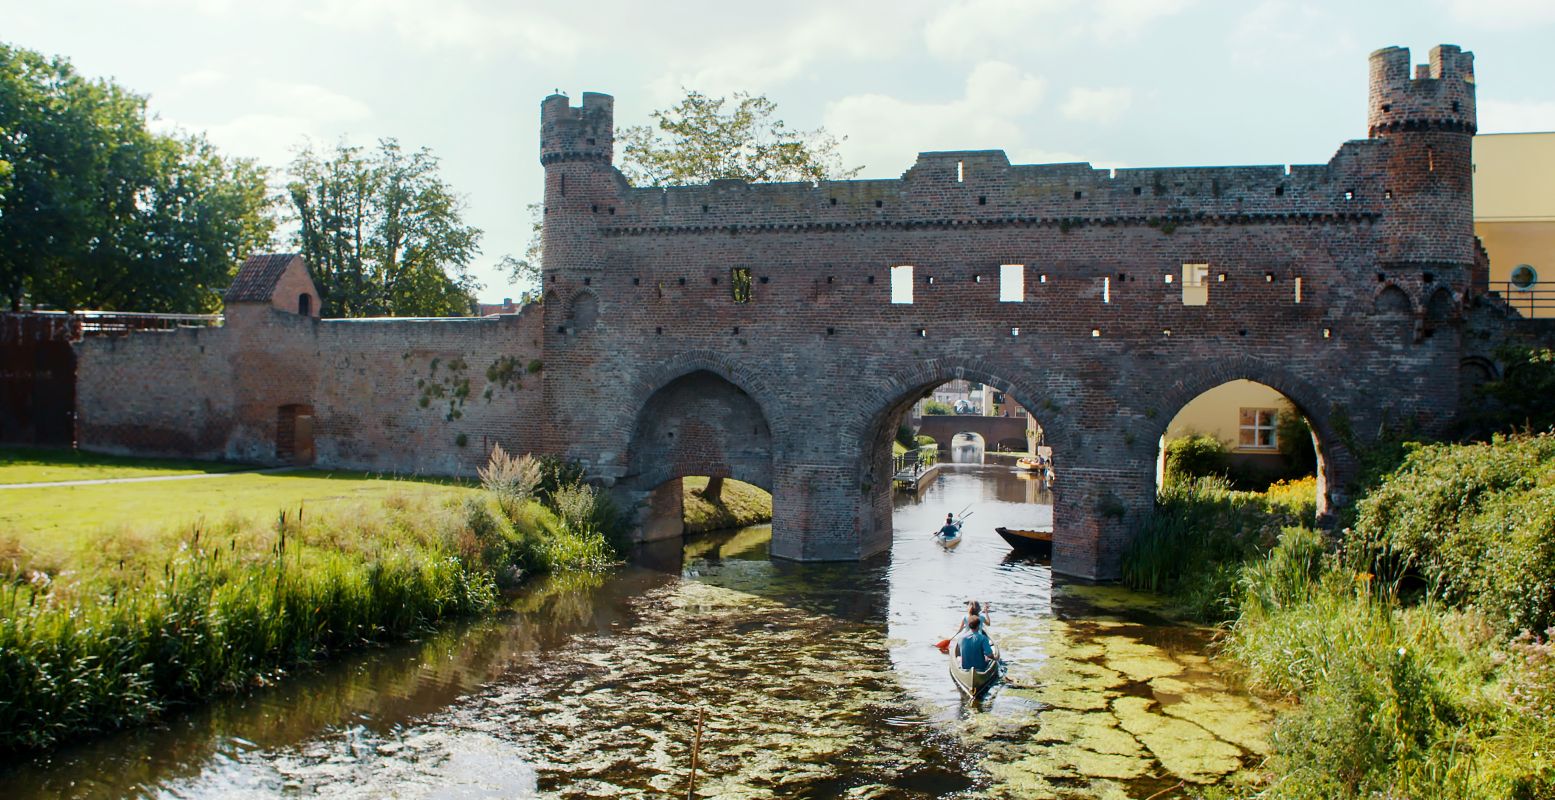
left=1478, top=99, right=1555, bottom=133
left=1230, top=1, right=1355, bottom=66
left=1439, top=0, right=1555, bottom=29
left=825, top=62, right=1093, bottom=175
left=923, top=0, right=1196, bottom=61
left=299, top=0, right=582, bottom=59
left=1060, top=87, right=1133, bottom=124
left=149, top=78, right=374, bottom=168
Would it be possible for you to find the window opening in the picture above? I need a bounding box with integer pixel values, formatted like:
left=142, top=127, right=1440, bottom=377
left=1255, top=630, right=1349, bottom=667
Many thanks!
left=1511, top=264, right=1538, bottom=290
left=1010, top=327, right=1020, bottom=336
left=1000, top=264, right=1024, bottom=302
left=1103, top=276, right=1111, bottom=304
left=1294, top=277, right=1303, bottom=303
left=298, top=294, right=311, bottom=315
left=1239, top=408, right=1278, bottom=450
left=1182, top=263, right=1210, bottom=306
left=732, top=267, right=752, bottom=303
left=891, top=265, right=914, bottom=304
left=957, top=160, right=964, bottom=183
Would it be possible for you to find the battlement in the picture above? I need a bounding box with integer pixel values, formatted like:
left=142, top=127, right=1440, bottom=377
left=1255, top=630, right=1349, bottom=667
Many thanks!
left=1368, top=45, right=1476, bottom=137
left=540, top=92, right=614, bottom=166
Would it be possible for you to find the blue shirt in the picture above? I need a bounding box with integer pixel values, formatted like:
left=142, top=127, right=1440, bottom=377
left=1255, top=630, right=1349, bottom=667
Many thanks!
left=960, top=630, right=995, bottom=670
left=940, top=523, right=960, bottom=537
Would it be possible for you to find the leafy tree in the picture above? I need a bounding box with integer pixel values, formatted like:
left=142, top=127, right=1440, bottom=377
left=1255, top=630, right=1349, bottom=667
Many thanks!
left=287, top=139, right=481, bottom=317
left=0, top=44, right=274, bottom=311
left=1474, top=345, right=1555, bottom=435
left=618, top=90, right=862, bottom=187
left=495, top=202, right=543, bottom=298
left=923, top=399, right=954, bottom=416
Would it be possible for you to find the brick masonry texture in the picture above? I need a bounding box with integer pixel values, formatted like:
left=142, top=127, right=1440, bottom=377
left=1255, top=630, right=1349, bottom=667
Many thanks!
left=77, top=44, right=1541, bottom=580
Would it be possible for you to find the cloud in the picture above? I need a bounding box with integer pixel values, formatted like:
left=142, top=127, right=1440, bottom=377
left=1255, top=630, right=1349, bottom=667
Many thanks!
left=1060, top=87, right=1133, bottom=124
left=1478, top=99, right=1555, bottom=133
left=149, top=78, right=375, bottom=168
left=825, top=62, right=1094, bottom=175
left=923, top=0, right=1196, bottom=61
left=1229, top=1, right=1355, bottom=66
left=1438, top=0, right=1555, bottom=29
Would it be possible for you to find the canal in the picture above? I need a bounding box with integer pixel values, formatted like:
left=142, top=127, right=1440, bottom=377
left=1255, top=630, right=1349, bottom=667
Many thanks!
left=1, top=463, right=1272, bottom=798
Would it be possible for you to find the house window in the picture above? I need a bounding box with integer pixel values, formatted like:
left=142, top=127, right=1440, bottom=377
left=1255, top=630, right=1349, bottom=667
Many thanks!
left=731, top=267, right=752, bottom=303
left=1182, top=263, right=1209, bottom=306
left=1000, top=264, right=1024, bottom=302
left=1239, top=408, right=1278, bottom=449
left=891, top=265, right=914, bottom=303
left=298, top=294, right=311, bottom=315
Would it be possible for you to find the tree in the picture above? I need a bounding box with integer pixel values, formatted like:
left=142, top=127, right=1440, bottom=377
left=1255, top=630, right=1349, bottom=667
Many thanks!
left=618, top=90, right=862, bottom=187
left=0, top=44, right=275, bottom=311
left=287, top=139, right=481, bottom=317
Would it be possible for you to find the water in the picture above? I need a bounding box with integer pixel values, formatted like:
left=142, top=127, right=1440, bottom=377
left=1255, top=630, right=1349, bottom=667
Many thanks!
left=0, top=463, right=1272, bottom=799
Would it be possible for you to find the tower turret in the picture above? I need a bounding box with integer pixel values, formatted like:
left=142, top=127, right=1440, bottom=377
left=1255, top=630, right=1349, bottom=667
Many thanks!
left=537, top=92, right=617, bottom=293
left=1367, top=45, right=1477, bottom=268
left=540, top=92, right=614, bottom=167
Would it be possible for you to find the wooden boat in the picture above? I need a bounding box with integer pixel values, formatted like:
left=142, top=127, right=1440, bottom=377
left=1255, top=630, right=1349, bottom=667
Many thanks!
left=949, top=638, right=1002, bottom=697
left=995, top=526, right=1053, bottom=558
left=1016, top=456, right=1042, bottom=471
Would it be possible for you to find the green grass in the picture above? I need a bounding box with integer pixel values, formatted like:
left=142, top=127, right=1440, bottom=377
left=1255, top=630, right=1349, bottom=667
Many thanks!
left=681, top=477, right=773, bottom=534
left=0, top=446, right=253, bottom=485
left=0, top=470, right=476, bottom=571
left=0, top=461, right=620, bottom=753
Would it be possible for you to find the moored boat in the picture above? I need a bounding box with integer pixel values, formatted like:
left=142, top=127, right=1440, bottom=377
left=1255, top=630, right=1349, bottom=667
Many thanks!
left=995, top=526, right=1053, bottom=558
left=949, top=639, right=1002, bottom=697
left=1016, top=456, right=1042, bottom=471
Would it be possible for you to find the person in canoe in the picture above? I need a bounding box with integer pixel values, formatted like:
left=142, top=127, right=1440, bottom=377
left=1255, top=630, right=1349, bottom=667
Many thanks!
left=938, top=513, right=961, bottom=538
left=959, top=614, right=996, bottom=673
left=936, top=599, right=991, bottom=650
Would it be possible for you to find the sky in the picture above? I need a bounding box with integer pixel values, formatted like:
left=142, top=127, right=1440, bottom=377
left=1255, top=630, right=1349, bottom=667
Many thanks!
left=6, top=0, right=1555, bottom=303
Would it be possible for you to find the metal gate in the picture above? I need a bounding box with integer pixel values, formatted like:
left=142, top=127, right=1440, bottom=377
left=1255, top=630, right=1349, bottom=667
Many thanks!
left=0, top=314, right=79, bottom=446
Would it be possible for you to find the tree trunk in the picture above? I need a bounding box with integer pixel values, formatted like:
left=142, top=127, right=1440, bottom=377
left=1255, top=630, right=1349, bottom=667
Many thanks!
left=701, top=476, right=724, bottom=502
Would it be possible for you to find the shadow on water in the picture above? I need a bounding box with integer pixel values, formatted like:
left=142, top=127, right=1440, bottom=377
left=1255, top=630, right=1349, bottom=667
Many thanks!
left=0, top=463, right=1273, bottom=799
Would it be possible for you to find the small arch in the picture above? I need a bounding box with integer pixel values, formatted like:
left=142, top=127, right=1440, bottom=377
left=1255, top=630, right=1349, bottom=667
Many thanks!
left=567, top=290, right=599, bottom=332
left=1459, top=356, right=1497, bottom=400
left=297, top=293, right=312, bottom=316
left=1374, top=284, right=1413, bottom=314
left=1425, top=287, right=1455, bottom=323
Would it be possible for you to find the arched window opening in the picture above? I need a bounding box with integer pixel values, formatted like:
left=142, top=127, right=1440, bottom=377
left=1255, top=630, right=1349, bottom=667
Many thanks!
left=1156, top=380, right=1321, bottom=502
left=298, top=293, right=312, bottom=316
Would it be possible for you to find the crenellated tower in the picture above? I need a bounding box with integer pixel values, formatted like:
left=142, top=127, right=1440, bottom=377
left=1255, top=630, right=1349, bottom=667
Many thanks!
left=1368, top=45, right=1477, bottom=268
left=539, top=92, right=616, bottom=296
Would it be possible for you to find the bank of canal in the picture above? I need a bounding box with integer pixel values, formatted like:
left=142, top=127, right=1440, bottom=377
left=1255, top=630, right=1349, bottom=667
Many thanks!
left=0, top=464, right=1272, bottom=798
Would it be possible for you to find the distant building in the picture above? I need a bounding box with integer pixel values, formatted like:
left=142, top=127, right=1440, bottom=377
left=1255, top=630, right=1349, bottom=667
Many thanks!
left=476, top=297, right=525, bottom=317
left=1474, top=132, right=1555, bottom=318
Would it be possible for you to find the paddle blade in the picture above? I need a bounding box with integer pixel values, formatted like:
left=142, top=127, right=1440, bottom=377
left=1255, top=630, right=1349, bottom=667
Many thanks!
left=934, top=638, right=951, bottom=651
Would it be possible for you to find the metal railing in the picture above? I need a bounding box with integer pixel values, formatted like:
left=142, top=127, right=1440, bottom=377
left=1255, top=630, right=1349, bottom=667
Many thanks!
left=73, top=310, right=222, bottom=335
left=1483, top=282, right=1555, bottom=320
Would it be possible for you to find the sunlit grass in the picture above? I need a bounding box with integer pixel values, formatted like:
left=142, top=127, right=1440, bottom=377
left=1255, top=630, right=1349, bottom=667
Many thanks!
left=0, top=446, right=252, bottom=485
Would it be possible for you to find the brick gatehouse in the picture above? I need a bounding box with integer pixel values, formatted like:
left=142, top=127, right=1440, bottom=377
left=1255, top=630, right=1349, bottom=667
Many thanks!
left=77, top=45, right=1521, bottom=579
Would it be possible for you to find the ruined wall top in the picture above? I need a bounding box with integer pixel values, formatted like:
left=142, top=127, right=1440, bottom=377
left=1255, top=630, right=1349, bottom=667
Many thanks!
left=540, top=92, right=614, bottom=166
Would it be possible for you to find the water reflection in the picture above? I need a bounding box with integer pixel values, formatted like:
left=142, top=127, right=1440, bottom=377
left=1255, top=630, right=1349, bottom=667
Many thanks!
left=0, top=464, right=1269, bottom=799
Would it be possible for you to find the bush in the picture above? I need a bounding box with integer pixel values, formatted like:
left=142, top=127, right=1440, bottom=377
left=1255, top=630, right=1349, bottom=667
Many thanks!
left=1348, top=433, right=1555, bottom=635
left=478, top=444, right=541, bottom=516
left=922, top=399, right=953, bottom=415
left=914, top=434, right=937, bottom=448
left=1162, top=433, right=1229, bottom=486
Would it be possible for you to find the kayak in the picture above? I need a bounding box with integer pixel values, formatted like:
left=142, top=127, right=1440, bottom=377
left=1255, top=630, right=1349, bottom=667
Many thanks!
left=949, top=639, right=1002, bottom=697
left=937, top=521, right=964, bottom=548
left=995, top=526, right=1053, bottom=558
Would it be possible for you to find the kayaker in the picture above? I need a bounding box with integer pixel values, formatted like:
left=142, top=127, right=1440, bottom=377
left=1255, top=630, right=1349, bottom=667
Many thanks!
left=959, top=615, right=996, bottom=671
left=938, top=513, right=960, bottom=538
left=951, top=600, right=991, bottom=639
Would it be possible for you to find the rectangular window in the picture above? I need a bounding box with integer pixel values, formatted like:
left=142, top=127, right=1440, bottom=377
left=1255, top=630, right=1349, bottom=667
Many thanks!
left=1000, top=264, right=1024, bottom=302
left=891, top=265, right=914, bottom=304
left=731, top=267, right=752, bottom=303
left=1103, top=276, right=1111, bottom=304
left=1294, top=276, right=1303, bottom=304
left=1182, top=263, right=1209, bottom=306
left=1239, top=408, right=1279, bottom=449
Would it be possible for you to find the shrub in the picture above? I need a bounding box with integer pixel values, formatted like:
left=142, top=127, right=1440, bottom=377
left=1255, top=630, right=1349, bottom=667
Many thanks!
left=478, top=444, right=541, bottom=516
left=922, top=399, right=953, bottom=415
left=532, top=455, right=586, bottom=505
left=1162, top=433, right=1229, bottom=486
left=1348, top=433, right=1555, bottom=635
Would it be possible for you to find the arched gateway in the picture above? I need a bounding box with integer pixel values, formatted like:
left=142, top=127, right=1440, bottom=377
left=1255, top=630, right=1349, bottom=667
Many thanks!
left=541, top=45, right=1480, bottom=579
left=72, top=44, right=1507, bottom=582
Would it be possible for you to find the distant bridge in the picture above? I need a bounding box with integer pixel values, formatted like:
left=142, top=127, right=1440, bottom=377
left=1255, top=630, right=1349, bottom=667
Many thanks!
left=915, top=415, right=1029, bottom=451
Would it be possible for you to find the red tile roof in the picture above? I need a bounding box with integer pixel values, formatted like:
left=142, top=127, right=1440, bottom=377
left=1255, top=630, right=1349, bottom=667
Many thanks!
left=224, top=254, right=302, bottom=303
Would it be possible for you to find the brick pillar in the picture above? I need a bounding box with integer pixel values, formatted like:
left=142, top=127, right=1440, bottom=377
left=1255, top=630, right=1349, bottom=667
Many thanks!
left=769, top=461, right=883, bottom=561
left=618, top=478, right=683, bottom=543
left=1052, top=463, right=1155, bottom=581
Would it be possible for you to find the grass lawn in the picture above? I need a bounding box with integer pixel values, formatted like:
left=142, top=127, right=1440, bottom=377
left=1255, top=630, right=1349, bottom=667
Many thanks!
left=681, top=476, right=773, bottom=534
left=0, top=446, right=253, bottom=485
left=0, top=469, right=476, bottom=569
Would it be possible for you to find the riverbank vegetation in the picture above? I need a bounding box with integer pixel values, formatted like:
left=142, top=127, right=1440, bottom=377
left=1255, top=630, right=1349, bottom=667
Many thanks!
left=1127, top=433, right=1555, bottom=798
left=0, top=447, right=621, bottom=753
left=681, top=477, right=772, bottom=534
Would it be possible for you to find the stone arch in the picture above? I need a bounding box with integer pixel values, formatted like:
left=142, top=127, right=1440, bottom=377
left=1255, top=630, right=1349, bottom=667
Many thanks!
left=1459, top=355, right=1496, bottom=398
left=1425, top=286, right=1456, bottom=323
left=1143, top=355, right=1352, bottom=515
left=1374, top=283, right=1413, bottom=314
left=566, top=289, right=600, bottom=332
